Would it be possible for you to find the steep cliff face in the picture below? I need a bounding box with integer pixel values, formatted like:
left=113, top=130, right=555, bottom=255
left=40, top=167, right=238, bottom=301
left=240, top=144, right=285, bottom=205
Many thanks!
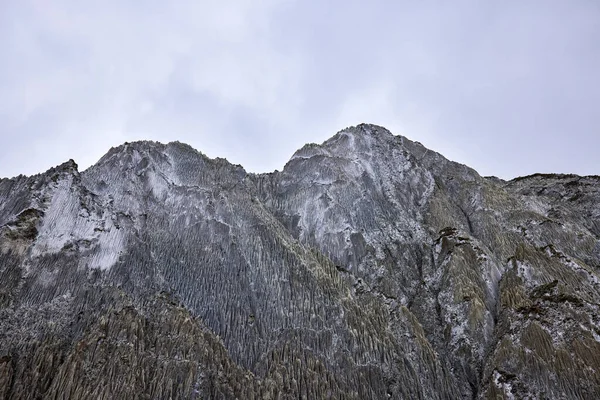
left=0, top=124, right=598, bottom=399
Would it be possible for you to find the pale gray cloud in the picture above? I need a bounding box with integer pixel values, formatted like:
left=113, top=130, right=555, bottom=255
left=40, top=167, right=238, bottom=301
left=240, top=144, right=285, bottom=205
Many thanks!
left=1, top=0, right=598, bottom=179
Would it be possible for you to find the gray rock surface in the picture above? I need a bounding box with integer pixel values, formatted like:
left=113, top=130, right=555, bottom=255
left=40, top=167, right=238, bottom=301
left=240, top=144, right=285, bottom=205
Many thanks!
left=0, top=124, right=598, bottom=399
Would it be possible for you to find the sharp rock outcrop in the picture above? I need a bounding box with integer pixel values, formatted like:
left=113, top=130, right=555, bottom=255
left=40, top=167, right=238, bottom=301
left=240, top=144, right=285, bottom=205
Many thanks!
left=0, top=124, right=599, bottom=399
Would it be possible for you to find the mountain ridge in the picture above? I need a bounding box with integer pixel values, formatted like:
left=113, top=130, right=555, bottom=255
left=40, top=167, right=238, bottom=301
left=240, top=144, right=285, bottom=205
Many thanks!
left=0, top=124, right=599, bottom=399
left=3, top=123, right=598, bottom=182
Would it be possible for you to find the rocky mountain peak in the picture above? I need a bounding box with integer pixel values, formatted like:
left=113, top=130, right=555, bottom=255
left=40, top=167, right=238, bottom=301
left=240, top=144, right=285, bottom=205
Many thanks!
left=1, top=125, right=599, bottom=399
left=290, top=123, right=398, bottom=163
left=54, top=158, right=79, bottom=173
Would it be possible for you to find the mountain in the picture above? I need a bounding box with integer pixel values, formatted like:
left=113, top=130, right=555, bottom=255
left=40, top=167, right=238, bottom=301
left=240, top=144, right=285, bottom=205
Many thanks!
left=0, top=124, right=599, bottom=399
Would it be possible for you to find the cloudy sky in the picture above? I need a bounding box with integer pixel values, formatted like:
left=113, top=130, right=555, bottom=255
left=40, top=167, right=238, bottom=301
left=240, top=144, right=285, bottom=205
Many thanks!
left=1, top=0, right=598, bottom=179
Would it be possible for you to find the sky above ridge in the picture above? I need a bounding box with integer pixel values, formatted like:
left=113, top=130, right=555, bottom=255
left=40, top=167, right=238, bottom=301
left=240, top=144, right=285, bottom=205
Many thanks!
left=1, top=0, right=599, bottom=179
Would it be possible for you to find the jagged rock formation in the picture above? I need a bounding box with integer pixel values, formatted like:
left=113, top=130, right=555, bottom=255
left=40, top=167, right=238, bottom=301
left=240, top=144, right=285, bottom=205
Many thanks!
left=0, top=124, right=598, bottom=399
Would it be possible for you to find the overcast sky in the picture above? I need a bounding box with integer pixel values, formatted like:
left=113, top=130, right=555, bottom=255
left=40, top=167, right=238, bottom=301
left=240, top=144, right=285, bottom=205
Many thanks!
left=1, top=1, right=598, bottom=180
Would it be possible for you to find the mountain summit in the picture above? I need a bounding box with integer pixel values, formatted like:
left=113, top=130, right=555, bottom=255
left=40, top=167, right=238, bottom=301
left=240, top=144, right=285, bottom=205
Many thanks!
left=1, top=124, right=599, bottom=399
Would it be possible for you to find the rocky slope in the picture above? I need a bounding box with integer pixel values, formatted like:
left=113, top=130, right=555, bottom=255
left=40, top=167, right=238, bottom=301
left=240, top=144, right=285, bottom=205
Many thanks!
left=0, top=124, right=598, bottom=399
